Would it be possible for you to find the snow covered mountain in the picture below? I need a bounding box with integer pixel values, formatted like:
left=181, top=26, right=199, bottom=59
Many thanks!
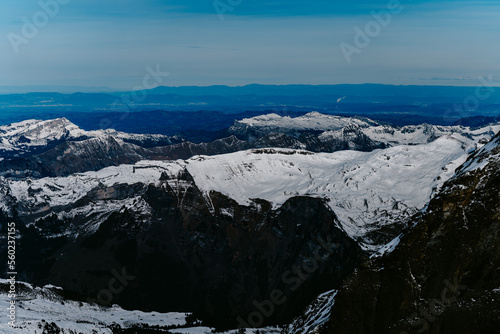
left=0, top=117, right=191, bottom=179
left=0, top=117, right=182, bottom=158
left=0, top=118, right=247, bottom=178
left=283, top=289, right=338, bottom=334
left=0, top=154, right=363, bottom=329
left=2, top=113, right=499, bottom=179
left=323, top=131, right=500, bottom=334
left=0, top=280, right=281, bottom=334
left=231, top=112, right=378, bottom=133
left=230, top=112, right=500, bottom=151
left=2, top=112, right=500, bottom=332
left=1, top=132, right=490, bottom=251
left=0, top=118, right=82, bottom=154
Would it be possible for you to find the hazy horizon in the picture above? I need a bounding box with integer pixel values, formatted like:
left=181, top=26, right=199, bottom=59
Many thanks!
left=2, top=0, right=499, bottom=89
left=2, top=82, right=500, bottom=95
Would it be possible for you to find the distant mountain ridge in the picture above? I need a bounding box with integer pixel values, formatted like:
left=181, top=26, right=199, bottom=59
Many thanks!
left=1, top=112, right=499, bottom=179
left=3, top=83, right=499, bottom=97
left=1, top=84, right=499, bottom=128
left=0, top=85, right=116, bottom=94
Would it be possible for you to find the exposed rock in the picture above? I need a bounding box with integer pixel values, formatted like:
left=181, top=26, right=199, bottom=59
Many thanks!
left=0, top=170, right=363, bottom=329
left=323, top=133, right=500, bottom=334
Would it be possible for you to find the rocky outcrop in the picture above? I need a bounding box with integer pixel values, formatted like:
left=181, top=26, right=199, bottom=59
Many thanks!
left=152, top=135, right=251, bottom=160
left=1, top=115, right=499, bottom=179
left=0, top=169, right=363, bottom=329
left=230, top=115, right=387, bottom=153
left=322, top=133, right=500, bottom=334
left=0, top=135, right=249, bottom=178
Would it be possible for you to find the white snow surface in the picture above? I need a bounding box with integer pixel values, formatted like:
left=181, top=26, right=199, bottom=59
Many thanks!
left=3, top=113, right=499, bottom=156
left=0, top=281, right=280, bottom=334
left=283, top=289, right=337, bottom=334
left=3, top=113, right=499, bottom=250
left=2, top=114, right=499, bottom=332
left=455, top=134, right=500, bottom=176
left=235, top=112, right=375, bottom=131
left=0, top=280, right=187, bottom=333
left=0, top=117, right=177, bottom=155
left=2, top=133, right=479, bottom=251
left=371, top=234, right=402, bottom=258
left=0, top=279, right=280, bottom=334
left=0, top=118, right=83, bottom=152
left=235, top=112, right=500, bottom=147
left=361, top=123, right=500, bottom=146
left=7, top=160, right=183, bottom=209
left=185, top=136, right=471, bottom=247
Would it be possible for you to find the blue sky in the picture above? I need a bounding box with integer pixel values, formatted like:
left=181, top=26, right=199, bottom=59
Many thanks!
left=1, top=0, right=499, bottom=89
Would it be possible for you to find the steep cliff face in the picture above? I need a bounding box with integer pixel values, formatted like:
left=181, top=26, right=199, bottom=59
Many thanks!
left=323, top=133, right=500, bottom=334
left=230, top=112, right=500, bottom=154
left=229, top=113, right=386, bottom=152
left=0, top=167, right=363, bottom=328
left=2, top=139, right=474, bottom=255
left=3, top=114, right=500, bottom=332
left=1, top=114, right=499, bottom=179
left=0, top=118, right=180, bottom=178
left=152, top=135, right=251, bottom=160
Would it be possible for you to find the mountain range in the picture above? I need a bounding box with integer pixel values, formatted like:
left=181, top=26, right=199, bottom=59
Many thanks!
left=2, top=84, right=500, bottom=128
left=1, top=111, right=500, bottom=333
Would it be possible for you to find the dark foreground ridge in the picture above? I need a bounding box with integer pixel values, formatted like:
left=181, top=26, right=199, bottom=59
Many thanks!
left=0, top=168, right=363, bottom=329
left=323, top=133, right=500, bottom=334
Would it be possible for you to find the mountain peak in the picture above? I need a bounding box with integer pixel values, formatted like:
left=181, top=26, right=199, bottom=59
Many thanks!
left=454, top=131, right=500, bottom=177
left=234, top=112, right=376, bottom=132
left=0, top=118, right=84, bottom=152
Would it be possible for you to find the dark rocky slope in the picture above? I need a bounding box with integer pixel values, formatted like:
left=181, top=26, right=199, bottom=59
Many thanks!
left=2, top=116, right=498, bottom=179
left=0, top=135, right=250, bottom=178
left=323, top=134, right=500, bottom=334
left=0, top=126, right=386, bottom=179
left=0, top=169, right=363, bottom=329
